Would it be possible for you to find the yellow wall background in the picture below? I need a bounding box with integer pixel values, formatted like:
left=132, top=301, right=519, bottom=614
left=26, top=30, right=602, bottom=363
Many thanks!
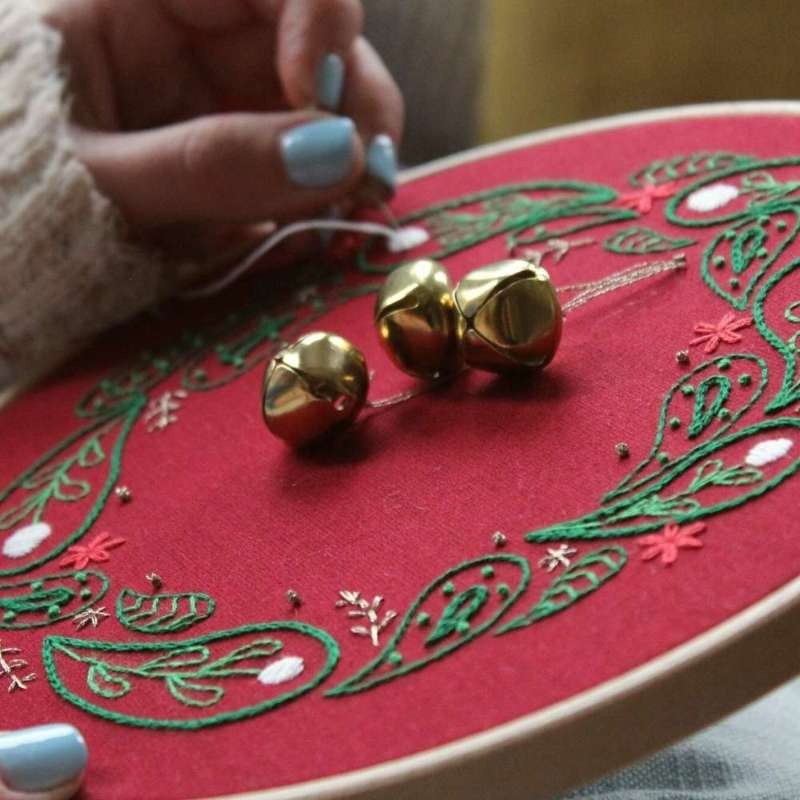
left=480, top=0, right=800, bottom=143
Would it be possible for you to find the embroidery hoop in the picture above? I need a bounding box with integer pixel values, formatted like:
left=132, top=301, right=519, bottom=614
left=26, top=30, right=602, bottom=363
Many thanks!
left=3, top=101, right=800, bottom=800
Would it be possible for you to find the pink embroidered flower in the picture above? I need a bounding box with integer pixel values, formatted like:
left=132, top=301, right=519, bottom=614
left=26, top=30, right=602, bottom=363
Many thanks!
left=638, top=522, right=706, bottom=566
left=617, top=181, right=678, bottom=214
left=690, top=311, right=753, bottom=353
left=59, top=531, right=125, bottom=569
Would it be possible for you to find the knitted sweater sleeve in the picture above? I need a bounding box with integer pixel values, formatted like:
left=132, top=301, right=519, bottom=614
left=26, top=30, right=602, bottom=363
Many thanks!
left=0, top=1, right=198, bottom=384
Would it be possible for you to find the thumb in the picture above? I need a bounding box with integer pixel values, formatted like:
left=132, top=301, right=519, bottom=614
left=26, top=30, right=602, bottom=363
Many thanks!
left=74, top=112, right=365, bottom=227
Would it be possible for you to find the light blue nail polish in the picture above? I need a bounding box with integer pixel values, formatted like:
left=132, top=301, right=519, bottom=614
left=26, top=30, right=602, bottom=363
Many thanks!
left=316, top=53, right=345, bottom=110
left=281, top=118, right=355, bottom=188
left=366, top=134, right=398, bottom=194
left=0, top=724, right=87, bottom=792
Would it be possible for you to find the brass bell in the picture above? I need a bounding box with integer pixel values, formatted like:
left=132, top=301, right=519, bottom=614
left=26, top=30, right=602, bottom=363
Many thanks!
left=374, top=259, right=463, bottom=379
left=453, top=260, right=562, bottom=372
left=262, top=332, right=368, bottom=446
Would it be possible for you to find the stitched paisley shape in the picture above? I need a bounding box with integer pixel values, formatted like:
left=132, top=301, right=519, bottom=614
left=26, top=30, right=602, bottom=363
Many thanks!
left=43, top=623, right=339, bottom=730
left=326, top=555, right=530, bottom=697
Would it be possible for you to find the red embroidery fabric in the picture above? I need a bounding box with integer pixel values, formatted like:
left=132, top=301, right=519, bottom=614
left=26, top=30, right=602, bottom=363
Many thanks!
left=3, top=109, right=800, bottom=800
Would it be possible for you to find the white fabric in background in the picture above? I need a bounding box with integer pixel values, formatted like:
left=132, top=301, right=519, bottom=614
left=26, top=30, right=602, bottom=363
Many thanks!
left=557, top=678, right=800, bottom=799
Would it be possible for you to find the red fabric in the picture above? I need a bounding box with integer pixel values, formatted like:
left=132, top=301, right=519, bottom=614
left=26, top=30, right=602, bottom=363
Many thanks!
left=3, top=111, right=800, bottom=800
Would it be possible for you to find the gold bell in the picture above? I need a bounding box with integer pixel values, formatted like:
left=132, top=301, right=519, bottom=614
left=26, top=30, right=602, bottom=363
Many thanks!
left=262, top=332, right=368, bottom=447
left=374, top=259, right=463, bottom=379
left=453, top=260, right=562, bottom=372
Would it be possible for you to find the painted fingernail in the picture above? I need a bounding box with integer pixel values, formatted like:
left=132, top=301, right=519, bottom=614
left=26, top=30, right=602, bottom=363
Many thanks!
left=316, top=53, right=345, bottom=111
left=366, top=134, right=398, bottom=195
left=280, top=117, right=356, bottom=188
left=0, top=724, right=87, bottom=792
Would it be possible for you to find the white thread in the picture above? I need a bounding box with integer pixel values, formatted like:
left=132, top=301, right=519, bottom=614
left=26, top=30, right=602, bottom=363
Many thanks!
left=182, top=220, right=429, bottom=299
left=257, top=656, right=305, bottom=686
left=687, top=183, right=740, bottom=213
left=745, top=438, right=793, bottom=466
left=3, top=522, right=52, bottom=559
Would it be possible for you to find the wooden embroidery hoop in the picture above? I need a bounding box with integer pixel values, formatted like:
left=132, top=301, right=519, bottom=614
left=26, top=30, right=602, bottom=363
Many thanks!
left=4, top=101, right=800, bottom=800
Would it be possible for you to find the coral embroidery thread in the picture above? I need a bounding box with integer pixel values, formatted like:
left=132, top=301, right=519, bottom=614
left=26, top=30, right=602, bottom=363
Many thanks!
left=637, top=522, right=706, bottom=565
left=617, top=181, right=677, bottom=213
left=690, top=312, right=753, bottom=353
left=59, top=532, right=125, bottom=569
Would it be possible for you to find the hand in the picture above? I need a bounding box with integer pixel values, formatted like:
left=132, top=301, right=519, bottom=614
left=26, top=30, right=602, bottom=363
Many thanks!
left=0, top=725, right=87, bottom=800
left=41, top=0, right=403, bottom=261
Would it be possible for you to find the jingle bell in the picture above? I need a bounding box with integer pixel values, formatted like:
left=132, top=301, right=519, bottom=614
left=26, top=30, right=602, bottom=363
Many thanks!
left=453, top=260, right=562, bottom=372
left=262, top=332, right=368, bottom=446
left=374, top=259, right=463, bottom=379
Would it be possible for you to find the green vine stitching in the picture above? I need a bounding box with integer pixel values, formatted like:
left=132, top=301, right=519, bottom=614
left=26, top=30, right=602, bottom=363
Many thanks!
left=116, top=588, right=216, bottom=634
left=43, top=622, right=340, bottom=729
left=326, top=555, right=530, bottom=696
left=496, top=546, right=628, bottom=634
left=0, top=570, right=109, bottom=629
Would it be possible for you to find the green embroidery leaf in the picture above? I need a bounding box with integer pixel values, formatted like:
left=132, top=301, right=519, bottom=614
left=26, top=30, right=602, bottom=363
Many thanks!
left=426, top=586, right=489, bottom=646
left=88, top=663, right=130, bottom=699
left=0, top=570, right=109, bottom=629
left=116, top=589, right=216, bottom=634
left=528, top=417, right=800, bottom=542
left=326, top=555, right=530, bottom=697
left=0, top=402, right=144, bottom=577
left=165, top=676, right=224, bottom=708
left=140, top=646, right=211, bottom=673
left=356, top=181, right=637, bottom=274
left=688, top=376, right=731, bottom=437
left=496, top=546, right=627, bottom=635
left=630, top=152, right=755, bottom=187
left=700, top=213, right=800, bottom=310
left=43, top=623, right=339, bottom=730
left=753, top=258, right=800, bottom=413
left=605, top=354, right=767, bottom=504
left=604, top=226, right=696, bottom=255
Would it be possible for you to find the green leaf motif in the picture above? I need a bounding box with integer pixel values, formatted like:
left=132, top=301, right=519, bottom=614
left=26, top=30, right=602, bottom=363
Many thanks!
left=604, top=226, right=695, bottom=255
left=605, top=354, right=767, bottom=504
left=0, top=570, right=109, bottom=629
left=753, top=258, right=800, bottom=413
left=116, top=589, right=216, bottom=634
left=699, top=213, right=800, bottom=310
left=426, top=586, right=488, bottom=646
left=630, top=151, right=756, bottom=187
left=0, top=401, right=144, bottom=577
left=326, top=554, right=530, bottom=697
left=356, top=181, right=637, bottom=274
left=688, top=375, right=731, bottom=438
left=43, top=623, right=340, bottom=730
left=528, top=417, right=800, bottom=542
left=496, top=546, right=627, bottom=635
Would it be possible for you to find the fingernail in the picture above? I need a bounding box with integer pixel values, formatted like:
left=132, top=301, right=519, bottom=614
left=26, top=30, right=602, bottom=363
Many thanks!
left=0, top=724, right=87, bottom=792
left=316, top=53, right=345, bottom=111
left=366, top=134, right=398, bottom=195
left=281, top=117, right=356, bottom=188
